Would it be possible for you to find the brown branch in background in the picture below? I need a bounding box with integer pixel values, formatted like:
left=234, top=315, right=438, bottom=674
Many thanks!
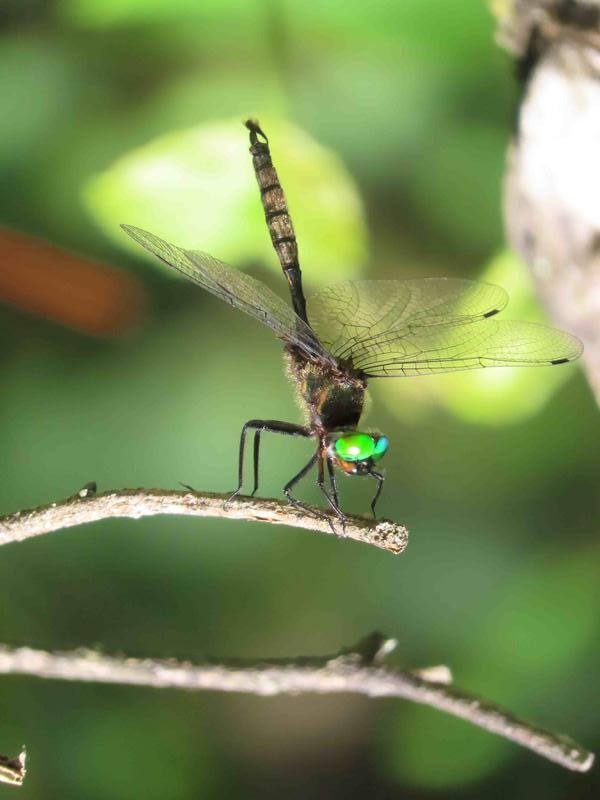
left=0, top=634, right=593, bottom=774
left=492, top=0, right=600, bottom=403
left=0, top=227, right=146, bottom=337
left=0, top=751, right=26, bottom=788
left=0, top=487, right=408, bottom=555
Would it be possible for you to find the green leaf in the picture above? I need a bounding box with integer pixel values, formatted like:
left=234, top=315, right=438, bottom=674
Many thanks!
left=85, top=116, right=367, bottom=284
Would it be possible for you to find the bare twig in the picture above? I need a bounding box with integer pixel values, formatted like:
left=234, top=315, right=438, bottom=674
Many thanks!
left=0, top=634, right=592, bottom=773
left=0, top=751, right=26, bottom=787
left=0, top=488, right=408, bottom=555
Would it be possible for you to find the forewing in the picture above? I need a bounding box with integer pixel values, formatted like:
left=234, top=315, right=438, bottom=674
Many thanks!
left=352, top=319, right=583, bottom=376
left=122, top=225, right=330, bottom=363
left=308, top=279, right=508, bottom=361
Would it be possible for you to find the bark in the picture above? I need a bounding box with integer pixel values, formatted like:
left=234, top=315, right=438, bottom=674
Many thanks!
left=494, top=0, right=600, bottom=401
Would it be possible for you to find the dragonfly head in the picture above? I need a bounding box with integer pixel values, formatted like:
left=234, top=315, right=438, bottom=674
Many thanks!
left=326, top=431, right=389, bottom=475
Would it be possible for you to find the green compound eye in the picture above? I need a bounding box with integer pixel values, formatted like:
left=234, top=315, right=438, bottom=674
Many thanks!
left=372, top=436, right=389, bottom=461
left=334, top=433, right=375, bottom=462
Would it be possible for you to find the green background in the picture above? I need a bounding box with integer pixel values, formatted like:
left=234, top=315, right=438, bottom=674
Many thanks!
left=1, top=1, right=598, bottom=797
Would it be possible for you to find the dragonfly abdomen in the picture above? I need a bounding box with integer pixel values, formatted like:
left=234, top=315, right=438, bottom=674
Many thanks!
left=246, top=120, right=309, bottom=325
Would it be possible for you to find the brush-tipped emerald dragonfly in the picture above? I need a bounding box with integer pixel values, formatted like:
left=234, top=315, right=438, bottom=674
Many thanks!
left=122, top=120, right=582, bottom=524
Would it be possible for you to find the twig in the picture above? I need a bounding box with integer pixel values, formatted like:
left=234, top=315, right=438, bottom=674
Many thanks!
left=0, top=487, right=408, bottom=555
left=0, top=751, right=26, bottom=787
left=0, top=634, right=592, bottom=774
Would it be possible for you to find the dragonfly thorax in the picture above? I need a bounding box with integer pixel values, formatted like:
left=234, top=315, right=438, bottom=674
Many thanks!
left=287, top=351, right=366, bottom=432
left=326, top=431, right=389, bottom=475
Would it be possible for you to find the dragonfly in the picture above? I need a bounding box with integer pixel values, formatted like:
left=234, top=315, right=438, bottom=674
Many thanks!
left=122, top=119, right=582, bottom=525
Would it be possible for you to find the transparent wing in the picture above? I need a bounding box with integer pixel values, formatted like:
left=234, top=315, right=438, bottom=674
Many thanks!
left=346, top=318, right=583, bottom=376
left=307, top=279, right=582, bottom=376
left=122, top=225, right=332, bottom=364
left=308, top=279, right=508, bottom=359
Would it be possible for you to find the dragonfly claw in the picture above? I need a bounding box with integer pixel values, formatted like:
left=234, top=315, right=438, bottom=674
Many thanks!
left=223, top=490, right=241, bottom=510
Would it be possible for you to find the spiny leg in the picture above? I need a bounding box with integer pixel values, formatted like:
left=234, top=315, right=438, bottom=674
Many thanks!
left=317, top=457, right=345, bottom=522
left=251, top=430, right=260, bottom=496
left=283, top=449, right=337, bottom=531
left=369, top=470, right=385, bottom=519
left=325, top=457, right=340, bottom=510
left=283, top=450, right=318, bottom=511
left=227, top=419, right=311, bottom=504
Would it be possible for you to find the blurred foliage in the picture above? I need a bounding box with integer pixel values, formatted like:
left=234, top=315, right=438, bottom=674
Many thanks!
left=0, top=1, right=598, bottom=799
left=61, top=0, right=248, bottom=27
left=0, top=37, right=76, bottom=167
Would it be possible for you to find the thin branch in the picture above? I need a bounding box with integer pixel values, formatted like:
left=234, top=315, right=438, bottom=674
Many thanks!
left=0, top=751, right=26, bottom=787
left=0, top=487, right=408, bottom=555
left=0, top=634, right=592, bottom=774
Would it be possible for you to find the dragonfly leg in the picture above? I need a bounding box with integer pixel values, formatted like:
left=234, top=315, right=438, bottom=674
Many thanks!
left=369, top=470, right=385, bottom=519
left=284, top=450, right=339, bottom=534
left=251, top=430, right=260, bottom=496
left=226, top=419, right=311, bottom=505
left=318, top=457, right=345, bottom=521
left=325, top=457, right=340, bottom=510
left=317, top=457, right=346, bottom=534
left=283, top=450, right=333, bottom=531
